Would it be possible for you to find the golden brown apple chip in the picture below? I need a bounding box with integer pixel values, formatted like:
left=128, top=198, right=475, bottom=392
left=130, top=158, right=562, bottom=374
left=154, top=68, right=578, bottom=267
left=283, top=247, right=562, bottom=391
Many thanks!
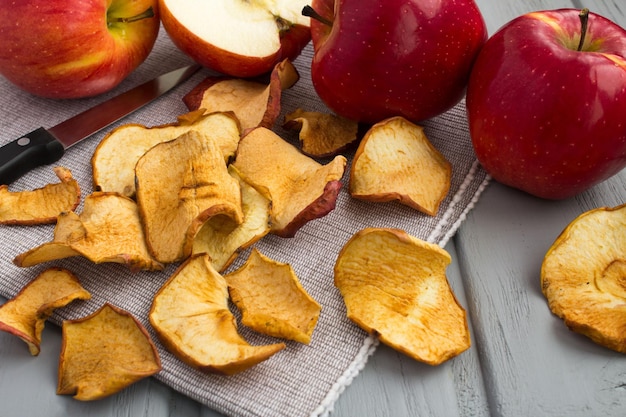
left=192, top=165, right=271, bottom=272
left=232, top=127, right=346, bottom=237
left=350, top=116, right=452, bottom=216
left=334, top=228, right=470, bottom=365
left=283, top=108, right=359, bottom=158
left=0, top=166, right=80, bottom=225
left=150, top=254, right=285, bottom=375
left=136, top=130, right=244, bottom=264
left=225, top=248, right=321, bottom=344
left=0, top=268, right=90, bottom=356
left=541, top=204, right=626, bottom=353
left=57, top=303, right=162, bottom=401
left=92, top=110, right=241, bottom=198
left=13, top=192, right=163, bottom=271
left=183, top=59, right=299, bottom=134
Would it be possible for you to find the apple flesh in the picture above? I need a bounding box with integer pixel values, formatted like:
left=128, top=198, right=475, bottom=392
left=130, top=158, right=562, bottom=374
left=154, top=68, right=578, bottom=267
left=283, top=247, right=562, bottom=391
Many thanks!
left=159, top=0, right=311, bottom=78
left=305, top=0, right=487, bottom=124
left=0, top=0, right=159, bottom=99
left=466, top=9, right=626, bottom=199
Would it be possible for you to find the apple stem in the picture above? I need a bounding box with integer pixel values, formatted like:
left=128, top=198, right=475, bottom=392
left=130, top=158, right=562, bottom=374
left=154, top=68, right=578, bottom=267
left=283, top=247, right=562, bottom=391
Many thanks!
left=302, top=5, right=332, bottom=27
left=109, top=6, right=155, bottom=25
left=577, top=8, right=589, bottom=52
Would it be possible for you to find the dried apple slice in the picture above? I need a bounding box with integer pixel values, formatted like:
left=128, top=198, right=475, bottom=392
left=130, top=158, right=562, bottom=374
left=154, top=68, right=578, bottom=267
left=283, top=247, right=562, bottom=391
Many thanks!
left=149, top=253, right=285, bottom=375
left=92, top=110, right=241, bottom=198
left=57, top=303, right=162, bottom=401
left=0, top=268, right=90, bottom=356
left=183, top=59, right=299, bottom=133
left=283, top=108, right=359, bottom=158
left=232, top=127, right=347, bottom=237
left=225, top=248, right=321, bottom=344
left=136, top=130, right=244, bottom=264
left=13, top=192, right=163, bottom=271
left=541, top=204, right=626, bottom=353
left=334, top=228, right=470, bottom=365
left=192, top=165, right=271, bottom=272
left=350, top=116, right=452, bottom=216
left=0, top=166, right=80, bottom=225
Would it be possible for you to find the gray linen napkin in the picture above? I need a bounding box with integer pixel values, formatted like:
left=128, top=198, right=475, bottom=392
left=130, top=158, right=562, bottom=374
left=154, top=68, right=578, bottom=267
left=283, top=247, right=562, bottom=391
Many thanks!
left=0, top=29, right=489, bottom=417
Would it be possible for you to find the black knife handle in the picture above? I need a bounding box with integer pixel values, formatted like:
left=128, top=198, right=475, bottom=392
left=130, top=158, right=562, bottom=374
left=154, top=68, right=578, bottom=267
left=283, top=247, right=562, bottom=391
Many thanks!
left=0, top=127, right=65, bottom=185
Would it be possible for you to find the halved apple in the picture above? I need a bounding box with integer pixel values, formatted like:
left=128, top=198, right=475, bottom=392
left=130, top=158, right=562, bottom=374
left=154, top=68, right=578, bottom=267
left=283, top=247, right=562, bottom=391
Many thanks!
left=159, top=0, right=311, bottom=77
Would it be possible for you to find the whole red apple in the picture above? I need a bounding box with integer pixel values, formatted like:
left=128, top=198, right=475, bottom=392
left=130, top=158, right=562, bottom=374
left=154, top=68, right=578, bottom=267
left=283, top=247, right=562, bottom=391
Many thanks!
left=0, top=0, right=160, bottom=99
left=304, top=0, right=487, bottom=124
left=159, top=0, right=312, bottom=78
left=466, top=9, right=626, bottom=200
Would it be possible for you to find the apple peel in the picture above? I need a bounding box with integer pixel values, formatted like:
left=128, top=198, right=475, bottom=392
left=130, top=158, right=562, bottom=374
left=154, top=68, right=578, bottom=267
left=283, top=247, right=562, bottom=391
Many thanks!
left=334, top=228, right=471, bottom=365
left=0, top=267, right=91, bottom=356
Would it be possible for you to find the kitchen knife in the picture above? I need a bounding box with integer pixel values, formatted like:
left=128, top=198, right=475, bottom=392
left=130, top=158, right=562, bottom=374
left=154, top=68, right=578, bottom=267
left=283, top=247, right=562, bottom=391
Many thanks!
left=0, top=63, right=202, bottom=185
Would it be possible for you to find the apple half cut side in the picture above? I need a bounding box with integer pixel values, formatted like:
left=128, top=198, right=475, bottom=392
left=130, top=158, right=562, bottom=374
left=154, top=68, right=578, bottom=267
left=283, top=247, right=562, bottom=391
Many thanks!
left=159, top=0, right=311, bottom=78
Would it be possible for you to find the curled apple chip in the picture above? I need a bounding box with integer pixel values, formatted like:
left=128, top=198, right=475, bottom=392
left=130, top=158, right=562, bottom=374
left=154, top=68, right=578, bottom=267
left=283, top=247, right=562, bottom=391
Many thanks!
left=0, top=268, right=90, bottom=356
left=283, top=108, right=359, bottom=158
left=350, top=116, right=452, bottom=216
left=193, top=165, right=271, bottom=272
left=13, top=192, right=163, bottom=271
left=183, top=59, right=299, bottom=133
left=92, top=110, right=241, bottom=198
left=541, top=204, right=626, bottom=353
left=232, top=127, right=347, bottom=237
left=57, top=303, right=162, bottom=401
left=150, top=254, right=286, bottom=375
left=225, top=248, right=321, bottom=344
left=136, top=130, right=244, bottom=264
left=0, top=166, right=80, bottom=225
left=334, top=228, right=470, bottom=365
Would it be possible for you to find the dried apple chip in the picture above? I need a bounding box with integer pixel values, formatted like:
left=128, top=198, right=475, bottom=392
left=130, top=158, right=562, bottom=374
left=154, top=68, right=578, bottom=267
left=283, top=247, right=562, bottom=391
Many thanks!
left=283, top=108, right=359, bottom=158
left=334, top=228, right=470, bottom=365
left=149, top=254, right=285, bottom=375
left=92, top=110, right=241, bottom=198
left=225, top=248, right=321, bottom=344
left=0, top=268, right=90, bottom=356
left=136, top=130, right=244, bottom=264
left=350, top=116, right=452, bottom=216
left=183, top=59, right=299, bottom=133
left=541, top=204, right=626, bottom=353
left=193, top=165, right=271, bottom=272
left=13, top=192, right=162, bottom=271
left=0, top=166, right=80, bottom=225
left=57, top=303, right=162, bottom=401
left=232, top=127, right=346, bottom=237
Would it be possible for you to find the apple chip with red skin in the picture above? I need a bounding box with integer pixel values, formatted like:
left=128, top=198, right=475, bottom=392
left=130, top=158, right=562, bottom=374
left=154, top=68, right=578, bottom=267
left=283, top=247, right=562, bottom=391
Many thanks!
left=192, top=165, right=271, bottom=272
left=232, top=127, right=347, bottom=237
left=92, top=110, right=241, bottom=198
left=283, top=108, right=359, bottom=158
left=150, top=254, right=286, bottom=375
left=541, top=204, right=626, bottom=353
left=13, top=192, right=162, bottom=271
left=136, top=130, right=244, bottom=264
left=0, top=166, right=80, bottom=225
left=0, top=268, right=90, bottom=356
left=183, top=59, right=299, bottom=134
left=225, top=248, right=321, bottom=344
left=57, top=303, right=162, bottom=401
left=334, top=228, right=471, bottom=365
left=350, top=116, right=452, bottom=216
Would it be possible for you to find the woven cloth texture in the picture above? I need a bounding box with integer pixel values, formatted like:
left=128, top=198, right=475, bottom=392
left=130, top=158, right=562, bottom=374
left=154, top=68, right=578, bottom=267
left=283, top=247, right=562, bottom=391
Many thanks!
left=0, top=30, right=489, bottom=417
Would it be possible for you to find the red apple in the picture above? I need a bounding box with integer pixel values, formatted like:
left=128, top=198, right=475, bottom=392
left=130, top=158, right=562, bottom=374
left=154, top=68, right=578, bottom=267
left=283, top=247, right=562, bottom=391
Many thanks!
left=159, top=0, right=311, bottom=78
left=0, top=0, right=160, bottom=99
left=466, top=9, right=626, bottom=200
left=304, top=0, right=487, bottom=124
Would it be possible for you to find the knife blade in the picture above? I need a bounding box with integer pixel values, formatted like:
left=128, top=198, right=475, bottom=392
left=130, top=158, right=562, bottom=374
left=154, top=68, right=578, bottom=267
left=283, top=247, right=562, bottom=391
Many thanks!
left=0, top=63, right=202, bottom=185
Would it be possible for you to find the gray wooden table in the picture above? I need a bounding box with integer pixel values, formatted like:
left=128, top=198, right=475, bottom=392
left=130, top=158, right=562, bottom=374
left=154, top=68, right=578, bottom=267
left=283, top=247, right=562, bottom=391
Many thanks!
left=1, top=1, right=625, bottom=416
